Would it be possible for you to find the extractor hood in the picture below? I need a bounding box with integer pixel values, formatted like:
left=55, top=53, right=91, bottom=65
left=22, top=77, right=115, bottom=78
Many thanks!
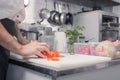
left=57, top=0, right=120, bottom=7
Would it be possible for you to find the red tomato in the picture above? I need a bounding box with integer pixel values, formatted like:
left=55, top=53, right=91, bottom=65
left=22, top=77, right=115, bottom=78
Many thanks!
left=37, top=50, right=63, bottom=61
left=50, top=50, right=64, bottom=57
left=41, top=50, right=51, bottom=57
left=50, top=50, right=60, bottom=57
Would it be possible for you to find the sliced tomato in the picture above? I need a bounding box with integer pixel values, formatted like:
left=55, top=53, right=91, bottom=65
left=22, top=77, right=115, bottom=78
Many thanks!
left=50, top=50, right=59, bottom=57
left=50, top=50, right=64, bottom=57
left=41, top=50, right=51, bottom=57
left=37, top=50, right=64, bottom=61
left=47, top=56, right=59, bottom=61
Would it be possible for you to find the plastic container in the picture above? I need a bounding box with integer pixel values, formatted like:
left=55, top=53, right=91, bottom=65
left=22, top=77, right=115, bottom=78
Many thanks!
left=74, top=43, right=90, bottom=55
left=74, top=42, right=100, bottom=55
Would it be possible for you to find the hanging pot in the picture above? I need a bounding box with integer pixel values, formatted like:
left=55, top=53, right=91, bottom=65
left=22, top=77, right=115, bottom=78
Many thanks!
left=59, top=12, right=67, bottom=25
left=54, top=2, right=67, bottom=25
left=38, top=0, right=50, bottom=24
left=39, top=8, right=50, bottom=20
left=53, top=11, right=61, bottom=25
left=47, top=10, right=59, bottom=25
left=47, top=2, right=60, bottom=25
left=65, top=12, right=73, bottom=25
left=65, top=4, right=73, bottom=25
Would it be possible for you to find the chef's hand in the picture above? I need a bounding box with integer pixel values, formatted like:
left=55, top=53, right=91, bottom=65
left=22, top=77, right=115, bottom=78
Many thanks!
left=19, top=40, right=50, bottom=58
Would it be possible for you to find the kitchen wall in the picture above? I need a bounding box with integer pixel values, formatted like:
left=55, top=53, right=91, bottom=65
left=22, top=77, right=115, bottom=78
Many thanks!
left=113, top=5, right=120, bottom=22
left=23, top=0, right=112, bottom=24
left=23, top=0, right=84, bottom=23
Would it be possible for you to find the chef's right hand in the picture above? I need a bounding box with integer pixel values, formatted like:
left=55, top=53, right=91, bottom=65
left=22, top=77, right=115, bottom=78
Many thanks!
left=19, top=40, right=50, bottom=58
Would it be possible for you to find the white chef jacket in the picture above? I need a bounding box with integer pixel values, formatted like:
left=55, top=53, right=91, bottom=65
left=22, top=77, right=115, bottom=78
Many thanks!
left=0, top=0, right=25, bottom=22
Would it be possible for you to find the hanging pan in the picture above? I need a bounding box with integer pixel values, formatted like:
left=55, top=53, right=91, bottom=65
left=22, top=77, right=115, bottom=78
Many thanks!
left=39, top=0, right=50, bottom=23
left=65, top=4, right=73, bottom=25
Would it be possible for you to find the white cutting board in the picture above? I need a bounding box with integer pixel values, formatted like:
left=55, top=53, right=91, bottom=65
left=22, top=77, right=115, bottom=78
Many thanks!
left=27, top=54, right=111, bottom=71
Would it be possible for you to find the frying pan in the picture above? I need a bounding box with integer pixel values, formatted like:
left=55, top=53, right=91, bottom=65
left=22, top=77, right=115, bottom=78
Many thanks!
left=65, top=4, right=73, bottom=25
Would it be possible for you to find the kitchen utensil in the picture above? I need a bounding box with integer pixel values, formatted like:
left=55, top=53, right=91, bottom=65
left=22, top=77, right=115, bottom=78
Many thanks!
left=27, top=54, right=111, bottom=71
left=47, top=10, right=58, bottom=25
left=39, top=0, right=50, bottom=20
left=57, top=3, right=67, bottom=25
left=39, top=8, right=50, bottom=19
left=53, top=11, right=61, bottom=25
left=65, top=4, right=73, bottom=25
left=47, top=2, right=60, bottom=25
left=53, top=1, right=61, bottom=25
left=54, top=2, right=67, bottom=25
left=48, top=2, right=67, bottom=25
left=59, top=12, right=67, bottom=25
left=20, top=29, right=39, bottom=40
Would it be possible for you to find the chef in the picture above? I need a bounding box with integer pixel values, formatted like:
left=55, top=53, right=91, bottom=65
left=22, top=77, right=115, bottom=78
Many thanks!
left=0, top=0, right=50, bottom=80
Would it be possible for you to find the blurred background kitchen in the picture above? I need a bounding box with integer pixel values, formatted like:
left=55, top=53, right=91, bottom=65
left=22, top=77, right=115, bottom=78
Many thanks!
left=7, top=0, right=120, bottom=80
left=18, top=0, right=120, bottom=52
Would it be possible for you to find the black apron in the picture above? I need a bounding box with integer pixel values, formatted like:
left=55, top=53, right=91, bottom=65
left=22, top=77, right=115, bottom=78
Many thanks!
left=0, top=18, right=15, bottom=80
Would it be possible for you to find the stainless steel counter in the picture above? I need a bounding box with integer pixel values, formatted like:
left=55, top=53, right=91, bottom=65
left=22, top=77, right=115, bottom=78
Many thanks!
left=6, top=54, right=120, bottom=80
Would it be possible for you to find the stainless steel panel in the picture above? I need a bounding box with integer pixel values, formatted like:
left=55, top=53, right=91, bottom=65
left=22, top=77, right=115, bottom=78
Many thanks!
left=57, top=0, right=120, bottom=7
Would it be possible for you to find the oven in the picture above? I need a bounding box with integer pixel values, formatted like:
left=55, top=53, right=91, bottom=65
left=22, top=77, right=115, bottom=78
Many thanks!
left=73, top=10, right=119, bottom=42
left=101, top=29, right=119, bottom=41
left=101, top=14, right=120, bottom=41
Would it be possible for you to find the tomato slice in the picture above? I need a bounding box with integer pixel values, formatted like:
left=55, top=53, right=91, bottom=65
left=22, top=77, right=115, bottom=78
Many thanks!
left=50, top=50, right=64, bottom=57
left=41, top=50, right=51, bottom=57
left=47, top=57, right=59, bottom=61
left=37, top=50, right=64, bottom=61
